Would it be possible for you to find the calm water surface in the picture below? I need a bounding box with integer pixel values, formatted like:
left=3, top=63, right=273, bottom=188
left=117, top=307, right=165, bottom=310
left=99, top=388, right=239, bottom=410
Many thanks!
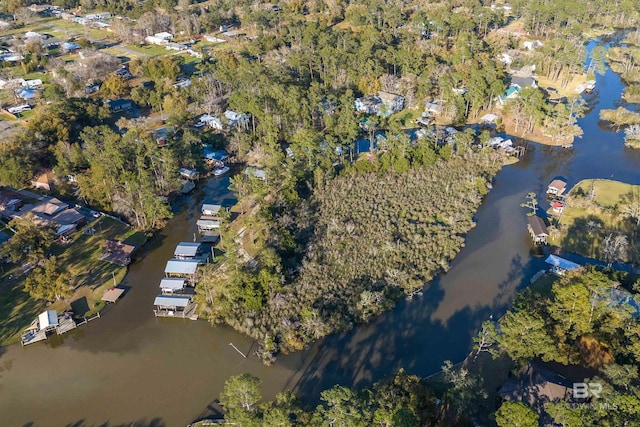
left=1, top=40, right=639, bottom=426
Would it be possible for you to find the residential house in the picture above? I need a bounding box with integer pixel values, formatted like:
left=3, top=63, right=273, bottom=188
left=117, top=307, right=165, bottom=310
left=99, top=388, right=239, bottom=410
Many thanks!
left=498, top=363, right=574, bottom=424
left=107, top=99, right=133, bottom=112
left=199, top=114, right=223, bottom=130
left=61, top=42, right=81, bottom=53
left=551, top=201, right=565, bottom=214
left=31, top=172, right=55, bottom=191
left=378, top=91, right=404, bottom=115
left=547, top=179, right=567, bottom=196
left=425, top=102, right=443, bottom=116
left=224, top=110, right=249, bottom=128
left=355, top=92, right=405, bottom=116
left=354, top=95, right=381, bottom=114
left=527, top=215, right=549, bottom=245
left=23, top=79, right=43, bottom=89
left=511, top=76, right=537, bottom=89
left=0, top=187, right=24, bottom=214
left=15, top=88, right=37, bottom=100
left=115, top=68, right=133, bottom=79
left=145, top=32, right=173, bottom=45
left=497, top=84, right=520, bottom=105
left=545, top=254, right=581, bottom=276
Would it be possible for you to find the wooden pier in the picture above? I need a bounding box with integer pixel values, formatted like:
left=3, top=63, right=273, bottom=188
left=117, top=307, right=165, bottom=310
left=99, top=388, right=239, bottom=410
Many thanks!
left=56, top=313, right=77, bottom=335
left=153, top=303, right=199, bottom=320
left=22, top=312, right=78, bottom=346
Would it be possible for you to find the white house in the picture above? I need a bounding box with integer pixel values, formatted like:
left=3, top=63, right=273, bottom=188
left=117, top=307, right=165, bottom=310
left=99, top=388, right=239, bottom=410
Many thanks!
left=224, top=110, right=249, bottom=128
left=200, top=114, right=223, bottom=130
left=523, top=40, right=543, bottom=51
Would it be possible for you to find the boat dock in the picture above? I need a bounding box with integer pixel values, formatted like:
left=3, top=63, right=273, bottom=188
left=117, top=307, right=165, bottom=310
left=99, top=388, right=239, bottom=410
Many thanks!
left=56, top=313, right=77, bottom=335
left=153, top=300, right=199, bottom=320
left=21, top=310, right=78, bottom=346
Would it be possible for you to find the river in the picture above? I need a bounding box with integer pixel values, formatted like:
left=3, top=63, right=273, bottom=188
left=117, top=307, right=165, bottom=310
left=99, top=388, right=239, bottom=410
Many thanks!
left=1, top=38, right=640, bottom=426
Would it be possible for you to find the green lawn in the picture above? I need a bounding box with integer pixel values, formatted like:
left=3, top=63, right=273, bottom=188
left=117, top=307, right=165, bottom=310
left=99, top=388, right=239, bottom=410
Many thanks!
left=571, top=179, right=639, bottom=208
left=0, top=217, right=147, bottom=344
left=550, top=179, right=640, bottom=262
left=125, top=44, right=173, bottom=57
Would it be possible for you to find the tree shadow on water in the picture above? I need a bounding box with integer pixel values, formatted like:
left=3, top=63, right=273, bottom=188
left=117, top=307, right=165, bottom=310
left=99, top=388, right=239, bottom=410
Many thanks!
left=291, top=275, right=495, bottom=408
left=61, top=418, right=166, bottom=427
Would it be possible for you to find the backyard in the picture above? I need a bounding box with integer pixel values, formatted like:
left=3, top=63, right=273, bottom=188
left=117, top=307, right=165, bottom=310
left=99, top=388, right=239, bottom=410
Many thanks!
left=0, top=216, right=146, bottom=345
left=550, top=179, right=640, bottom=263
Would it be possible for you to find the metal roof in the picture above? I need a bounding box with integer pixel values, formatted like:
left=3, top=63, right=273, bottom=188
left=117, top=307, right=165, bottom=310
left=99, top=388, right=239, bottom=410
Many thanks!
left=164, top=259, right=199, bottom=275
left=159, top=278, right=186, bottom=291
left=174, top=242, right=201, bottom=257
left=154, top=295, right=191, bottom=308
left=528, top=216, right=549, bottom=236
left=38, top=310, right=58, bottom=329
left=545, top=255, right=580, bottom=271
left=201, top=204, right=222, bottom=215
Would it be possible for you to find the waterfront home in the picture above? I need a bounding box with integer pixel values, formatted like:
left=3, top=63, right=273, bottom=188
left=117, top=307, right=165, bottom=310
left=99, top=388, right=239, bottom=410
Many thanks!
left=425, top=102, right=443, bottom=116
left=547, top=179, right=567, bottom=196
left=498, top=363, right=573, bottom=423
left=174, top=242, right=202, bottom=259
left=159, top=278, right=187, bottom=294
left=164, top=259, right=199, bottom=281
left=545, top=254, right=580, bottom=276
left=551, top=201, right=565, bottom=214
left=201, top=204, right=222, bottom=216
left=527, top=215, right=549, bottom=245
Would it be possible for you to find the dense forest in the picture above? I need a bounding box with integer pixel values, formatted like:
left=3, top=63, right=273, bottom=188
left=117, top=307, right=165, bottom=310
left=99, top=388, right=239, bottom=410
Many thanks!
left=477, top=269, right=640, bottom=425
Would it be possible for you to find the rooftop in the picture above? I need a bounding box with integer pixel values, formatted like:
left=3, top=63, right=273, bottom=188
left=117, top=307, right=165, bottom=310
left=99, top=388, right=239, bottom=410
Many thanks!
left=154, top=295, right=191, bottom=308
left=528, top=215, right=549, bottom=236
left=164, top=259, right=199, bottom=275
left=545, top=254, right=580, bottom=271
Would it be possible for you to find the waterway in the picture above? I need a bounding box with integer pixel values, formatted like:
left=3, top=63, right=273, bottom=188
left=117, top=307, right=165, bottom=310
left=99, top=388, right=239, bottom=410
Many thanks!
left=1, top=38, right=640, bottom=426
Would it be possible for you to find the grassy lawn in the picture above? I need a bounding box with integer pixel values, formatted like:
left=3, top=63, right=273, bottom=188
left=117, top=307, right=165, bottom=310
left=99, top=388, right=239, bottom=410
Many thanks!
left=22, top=71, right=51, bottom=83
left=125, top=44, right=173, bottom=57
left=0, top=217, right=147, bottom=344
left=389, top=109, right=422, bottom=128
left=550, top=179, right=640, bottom=262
